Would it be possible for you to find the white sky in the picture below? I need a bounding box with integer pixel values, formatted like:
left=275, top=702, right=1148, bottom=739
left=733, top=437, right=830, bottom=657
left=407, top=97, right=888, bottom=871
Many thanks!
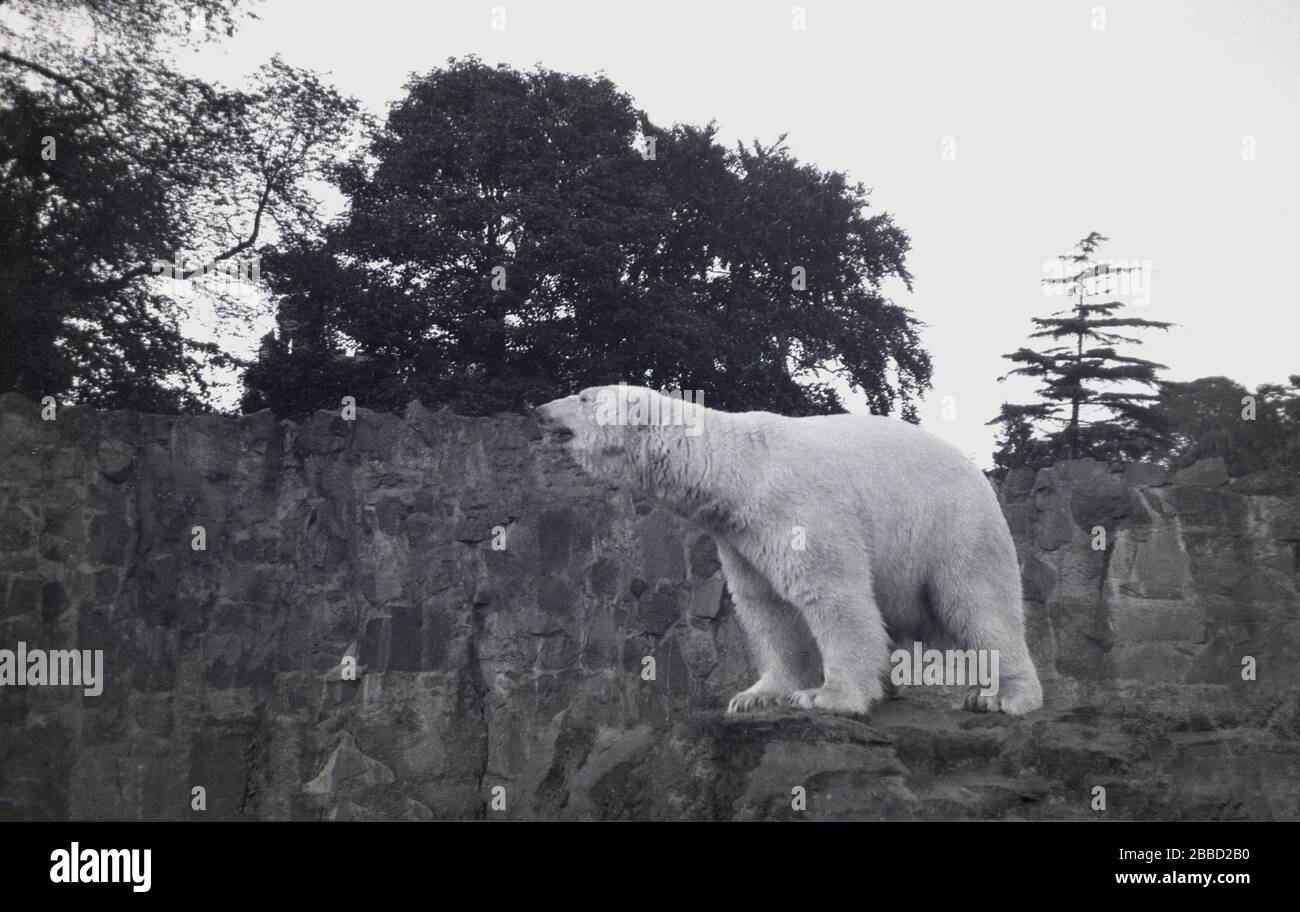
left=181, top=0, right=1300, bottom=466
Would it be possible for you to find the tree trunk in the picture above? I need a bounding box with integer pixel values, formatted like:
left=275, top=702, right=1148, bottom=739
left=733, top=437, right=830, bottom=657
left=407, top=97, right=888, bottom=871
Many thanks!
left=1069, top=290, right=1084, bottom=459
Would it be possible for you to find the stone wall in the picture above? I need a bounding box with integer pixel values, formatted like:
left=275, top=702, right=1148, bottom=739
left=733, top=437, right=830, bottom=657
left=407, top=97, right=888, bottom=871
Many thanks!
left=0, top=394, right=1296, bottom=820
left=1003, top=457, right=1300, bottom=693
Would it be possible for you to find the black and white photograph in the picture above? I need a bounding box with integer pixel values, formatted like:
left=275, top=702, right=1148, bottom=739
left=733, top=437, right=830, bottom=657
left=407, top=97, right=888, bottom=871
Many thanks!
left=0, top=0, right=1294, bottom=890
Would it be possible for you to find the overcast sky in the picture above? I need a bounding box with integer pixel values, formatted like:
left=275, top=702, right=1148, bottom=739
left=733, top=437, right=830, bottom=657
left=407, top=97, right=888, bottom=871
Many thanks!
left=184, top=0, right=1300, bottom=466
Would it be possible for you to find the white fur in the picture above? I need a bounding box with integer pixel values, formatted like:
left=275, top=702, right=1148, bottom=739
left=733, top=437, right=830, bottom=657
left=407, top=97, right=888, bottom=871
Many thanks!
left=537, top=386, right=1043, bottom=716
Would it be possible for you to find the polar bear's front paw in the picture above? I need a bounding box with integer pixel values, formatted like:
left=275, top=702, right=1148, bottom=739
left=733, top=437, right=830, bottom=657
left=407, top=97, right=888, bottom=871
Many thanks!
left=784, top=683, right=873, bottom=715
left=726, top=686, right=790, bottom=713
left=962, top=675, right=1043, bottom=715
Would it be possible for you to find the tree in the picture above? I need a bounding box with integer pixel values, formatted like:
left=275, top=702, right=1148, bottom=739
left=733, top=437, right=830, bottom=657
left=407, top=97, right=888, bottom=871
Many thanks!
left=989, top=232, right=1174, bottom=472
left=242, top=58, right=931, bottom=420
left=0, top=0, right=360, bottom=410
left=1152, top=375, right=1300, bottom=476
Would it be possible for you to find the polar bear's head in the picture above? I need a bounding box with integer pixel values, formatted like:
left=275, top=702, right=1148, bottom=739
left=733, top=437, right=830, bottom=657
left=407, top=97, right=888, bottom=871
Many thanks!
left=536, top=384, right=706, bottom=485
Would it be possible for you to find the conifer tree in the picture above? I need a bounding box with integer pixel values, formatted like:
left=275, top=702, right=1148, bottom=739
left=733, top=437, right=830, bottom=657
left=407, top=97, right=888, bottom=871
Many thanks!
left=990, top=232, right=1174, bottom=471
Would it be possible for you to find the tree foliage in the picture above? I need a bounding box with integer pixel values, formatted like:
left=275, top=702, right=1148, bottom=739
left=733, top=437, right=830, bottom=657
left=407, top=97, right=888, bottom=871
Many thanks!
left=0, top=0, right=360, bottom=410
left=243, top=58, right=931, bottom=419
left=989, top=232, right=1174, bottom=473
left=1154, top=375, right=1300, bottom=476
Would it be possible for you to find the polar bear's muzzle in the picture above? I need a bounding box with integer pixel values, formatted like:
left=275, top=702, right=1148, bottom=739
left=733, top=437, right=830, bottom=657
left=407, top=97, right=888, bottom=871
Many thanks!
left=535, top=399, right=577, bottom=443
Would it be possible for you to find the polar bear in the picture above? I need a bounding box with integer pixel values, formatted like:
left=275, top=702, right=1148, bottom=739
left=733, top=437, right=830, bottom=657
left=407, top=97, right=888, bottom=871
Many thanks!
left=536, top=385, right=1042, bottom=716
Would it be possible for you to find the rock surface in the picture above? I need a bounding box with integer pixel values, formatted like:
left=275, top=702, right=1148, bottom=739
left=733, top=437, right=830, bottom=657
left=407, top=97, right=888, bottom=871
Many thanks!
left=0, top=394, right=1295, bottom=820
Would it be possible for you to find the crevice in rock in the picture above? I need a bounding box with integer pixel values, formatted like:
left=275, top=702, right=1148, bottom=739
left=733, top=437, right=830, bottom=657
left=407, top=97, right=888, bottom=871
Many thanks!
left=465, top=603, right=490, bottom=820
left=535, top=718, right=597, bottom=815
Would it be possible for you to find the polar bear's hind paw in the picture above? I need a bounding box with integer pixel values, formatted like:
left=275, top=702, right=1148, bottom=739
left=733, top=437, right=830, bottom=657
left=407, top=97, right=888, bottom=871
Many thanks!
left=962, top=675, right=1043, bottom=715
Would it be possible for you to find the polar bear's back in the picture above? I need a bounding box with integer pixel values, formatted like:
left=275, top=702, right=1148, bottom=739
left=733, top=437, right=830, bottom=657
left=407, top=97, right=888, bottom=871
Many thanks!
left=743, top=410, right=992, bottom=509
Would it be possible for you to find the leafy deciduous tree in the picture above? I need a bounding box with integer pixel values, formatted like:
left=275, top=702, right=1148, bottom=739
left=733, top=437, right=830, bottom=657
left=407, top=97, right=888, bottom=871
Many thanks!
left=0, top=0, right=360, bottom=410
left=1154, top=375, right=1300, bottom=476
left=243, top=58, right=931, bottom=420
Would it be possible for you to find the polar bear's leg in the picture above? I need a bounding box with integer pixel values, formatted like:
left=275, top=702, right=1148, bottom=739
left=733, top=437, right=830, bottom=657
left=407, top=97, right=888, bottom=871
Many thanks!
left=784, top=586, right=890, bottom=715
left=717, top=542, right=818, bottom=713
left=959, top=630, right=1042, bottom=715
left=931, top=569, right=1043, bottom=715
